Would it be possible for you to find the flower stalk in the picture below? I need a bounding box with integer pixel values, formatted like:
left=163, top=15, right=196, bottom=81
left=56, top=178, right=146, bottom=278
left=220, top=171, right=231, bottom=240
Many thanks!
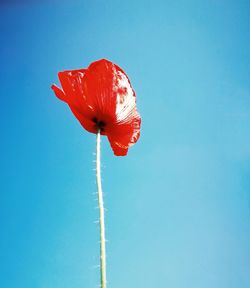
left=96, top=129, right=107, bottom=288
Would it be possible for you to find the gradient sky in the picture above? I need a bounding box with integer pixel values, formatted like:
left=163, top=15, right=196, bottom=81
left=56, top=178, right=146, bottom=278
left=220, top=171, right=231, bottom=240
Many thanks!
left=1, top=1, right=250, bottom=287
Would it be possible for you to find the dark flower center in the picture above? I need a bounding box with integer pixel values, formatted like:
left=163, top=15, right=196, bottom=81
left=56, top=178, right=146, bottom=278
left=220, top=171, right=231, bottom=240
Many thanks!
left=92, top=117, right=106, bottom=132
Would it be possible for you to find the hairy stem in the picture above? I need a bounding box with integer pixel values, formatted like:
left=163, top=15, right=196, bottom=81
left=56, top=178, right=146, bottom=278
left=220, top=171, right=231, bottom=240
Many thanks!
left=96, top=130, right=107, bottom=288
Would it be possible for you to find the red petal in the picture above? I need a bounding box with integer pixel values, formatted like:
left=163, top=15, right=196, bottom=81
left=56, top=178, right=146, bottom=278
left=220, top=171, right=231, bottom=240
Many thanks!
left=51, top=84, right=67, bottom=102
left=81, top=59, right=117, bottom=119
left=52, top=59, right=141, bottom=156
left=107, top=112, right=141, bottom=156
left=83, top=59, right=141, bottom=142
left=52, top=68, right=97, bottom=133
left=57, top=68, right=87, bottom=108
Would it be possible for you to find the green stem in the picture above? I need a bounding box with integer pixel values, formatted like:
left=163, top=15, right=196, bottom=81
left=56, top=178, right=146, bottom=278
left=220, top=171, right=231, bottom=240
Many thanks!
left=96, top=130, right=107, bottom=288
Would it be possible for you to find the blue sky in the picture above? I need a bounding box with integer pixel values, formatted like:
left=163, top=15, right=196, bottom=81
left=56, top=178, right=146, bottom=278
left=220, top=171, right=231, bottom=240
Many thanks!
left=1, top=1, right=250, bottom=287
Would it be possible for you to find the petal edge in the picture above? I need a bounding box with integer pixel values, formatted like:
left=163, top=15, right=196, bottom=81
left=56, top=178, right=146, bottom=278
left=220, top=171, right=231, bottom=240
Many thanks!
left=51, top=84, right=67, bottom=102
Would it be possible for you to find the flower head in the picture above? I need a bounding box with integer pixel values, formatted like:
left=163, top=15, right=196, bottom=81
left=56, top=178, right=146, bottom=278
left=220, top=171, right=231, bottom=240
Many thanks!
left=51, top=59, right=141, bottom=156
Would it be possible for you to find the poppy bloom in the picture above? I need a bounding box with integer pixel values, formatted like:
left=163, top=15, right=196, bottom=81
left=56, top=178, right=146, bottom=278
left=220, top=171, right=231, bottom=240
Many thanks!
left=51, top=59, right=141, bottom=156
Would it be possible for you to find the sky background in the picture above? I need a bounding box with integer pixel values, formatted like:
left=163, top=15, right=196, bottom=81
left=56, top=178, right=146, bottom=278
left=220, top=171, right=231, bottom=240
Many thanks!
left=1, top=0, right=250, bottom=287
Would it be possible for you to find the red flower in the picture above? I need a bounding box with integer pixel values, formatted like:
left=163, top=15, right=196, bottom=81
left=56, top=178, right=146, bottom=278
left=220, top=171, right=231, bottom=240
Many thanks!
left=51, top=59, right=141, bottom=156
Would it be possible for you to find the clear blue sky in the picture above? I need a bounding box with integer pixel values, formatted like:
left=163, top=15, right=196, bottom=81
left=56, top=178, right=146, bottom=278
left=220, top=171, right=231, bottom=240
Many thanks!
left=1, top=1, right=250, bottom=287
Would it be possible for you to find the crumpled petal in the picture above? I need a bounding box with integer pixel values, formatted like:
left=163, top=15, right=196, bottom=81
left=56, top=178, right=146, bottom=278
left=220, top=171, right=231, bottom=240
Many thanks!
left=51, top=59, right=141, bottom=156
left=107, top=114, right=141, bottom=156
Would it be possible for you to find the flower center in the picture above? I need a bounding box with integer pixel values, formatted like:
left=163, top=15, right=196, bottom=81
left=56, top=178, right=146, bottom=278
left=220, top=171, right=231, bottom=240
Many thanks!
left=92, top=117, right=106, bottom=132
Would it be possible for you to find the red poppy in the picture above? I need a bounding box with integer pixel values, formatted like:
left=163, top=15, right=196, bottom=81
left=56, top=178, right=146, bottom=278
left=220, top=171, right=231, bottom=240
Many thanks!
left=51, top=59, right=141, bottom=156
